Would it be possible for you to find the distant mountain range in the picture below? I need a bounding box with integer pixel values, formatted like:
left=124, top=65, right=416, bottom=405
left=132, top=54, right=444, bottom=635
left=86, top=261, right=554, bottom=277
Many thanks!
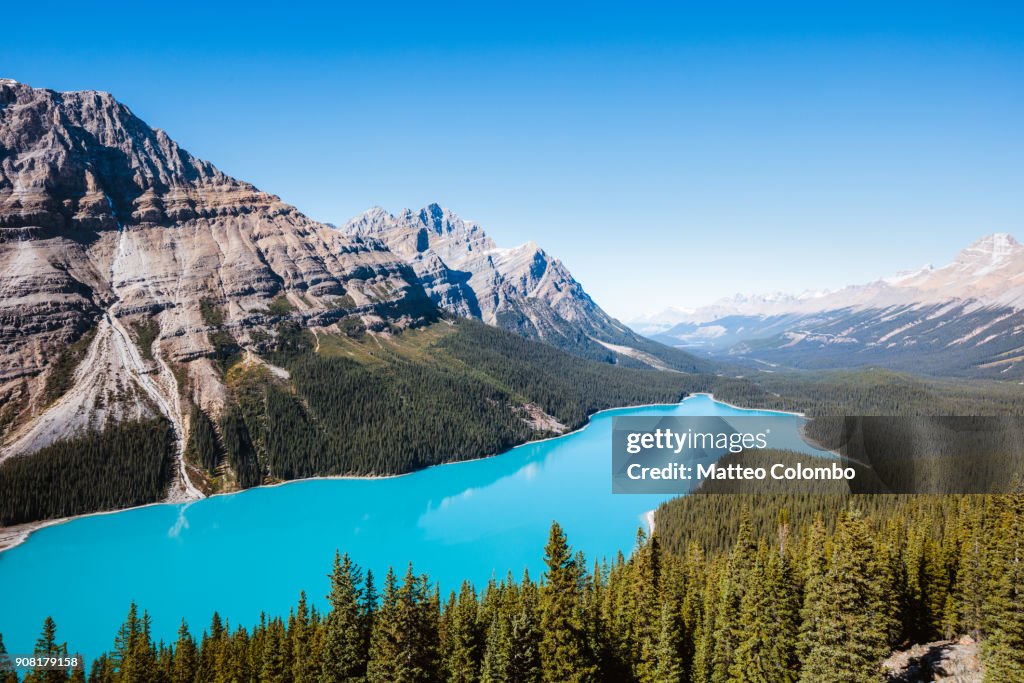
left=0, top=77, right=704, bottom=507
left=341, top=204, right=704, bottom=371
left=635, top=233, right=1024, bottom=379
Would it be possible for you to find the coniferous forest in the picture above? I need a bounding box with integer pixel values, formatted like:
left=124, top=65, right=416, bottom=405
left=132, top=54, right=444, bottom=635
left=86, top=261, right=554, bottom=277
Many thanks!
left=5, top=319, right=1024, bottom=526
left=2, top=490, right=1021, bottom=683
left=0, top=419, right=175, bottom=526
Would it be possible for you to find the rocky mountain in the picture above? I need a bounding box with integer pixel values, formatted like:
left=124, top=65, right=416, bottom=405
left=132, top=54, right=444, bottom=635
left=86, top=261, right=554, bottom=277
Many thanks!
left=0, top=78, right=435, bottom=496
left=641, top=234, right=1024, bottom=379
left=0, top=78, right=709, bottom=527
left=342, top=204, right=707, bottom=371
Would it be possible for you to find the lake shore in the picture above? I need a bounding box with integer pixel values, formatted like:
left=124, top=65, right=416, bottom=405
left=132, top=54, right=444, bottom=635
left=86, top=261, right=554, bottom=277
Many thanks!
left=0, top=392, right=786, bottom=553
left=1, top=392, right=823, bottom=661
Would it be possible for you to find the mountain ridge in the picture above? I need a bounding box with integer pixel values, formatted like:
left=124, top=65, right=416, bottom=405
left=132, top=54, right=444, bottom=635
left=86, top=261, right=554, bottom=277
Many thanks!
left=341, top=202, right=709, bottom=371
left=0, top=78, right=707, bottom=525
left=637, top=232, right=1024, bottom=378
left=636, top=232, right=1023, bottom=328
left=0, top=77, right=435, bottom=485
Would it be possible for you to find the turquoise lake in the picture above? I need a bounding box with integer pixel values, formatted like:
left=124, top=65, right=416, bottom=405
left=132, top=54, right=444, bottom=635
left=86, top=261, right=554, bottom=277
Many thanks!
left=0, top=394, right=825, bottom=660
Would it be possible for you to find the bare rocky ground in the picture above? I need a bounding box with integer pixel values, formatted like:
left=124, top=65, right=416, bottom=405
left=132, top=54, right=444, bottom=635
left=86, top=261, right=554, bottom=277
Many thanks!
left=883, top=636, right=983, bottom=683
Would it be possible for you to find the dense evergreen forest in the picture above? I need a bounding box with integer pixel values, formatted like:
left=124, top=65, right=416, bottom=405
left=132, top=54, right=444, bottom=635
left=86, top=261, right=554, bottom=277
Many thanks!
left=187, top=320, right=699, bottom=485
left=201, top=320, right=1024, bottom=490
left=2, top=490, right=1021, bottom=682
left=706, top=367, right=1024, bottom=417
left=0, top=419, right=174, bottom=526
left=5, top=317, right=1024, bottom=525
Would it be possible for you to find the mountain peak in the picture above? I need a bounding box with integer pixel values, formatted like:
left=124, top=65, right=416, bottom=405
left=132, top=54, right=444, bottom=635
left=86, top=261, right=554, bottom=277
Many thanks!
left=968, top=232, right=1018, bottom=249
left=0, top=80, right=435, bottom=464
left=344, top=203, right=477, bottom=239
left=957, top=233, right=1021, bottom=266
left=363, top=206, right=392, bottom=220
left=0, top=79, right=280, bottom=233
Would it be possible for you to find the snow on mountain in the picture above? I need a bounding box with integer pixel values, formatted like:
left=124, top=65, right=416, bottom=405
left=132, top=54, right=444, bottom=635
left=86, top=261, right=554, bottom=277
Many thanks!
left=638, top=233, right=1024, bottom=378
left=340, top=204, right=709, bottom=372
left=638, top=233, right=1024, bottom=327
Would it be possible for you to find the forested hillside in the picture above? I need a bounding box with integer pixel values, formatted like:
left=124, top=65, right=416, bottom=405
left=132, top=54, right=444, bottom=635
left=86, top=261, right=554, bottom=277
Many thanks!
left=0, top=419, right=175, bottom=526
left=706, top=368, right=1024, bottom=417
left=0, top=319, right=701, bottom=524
left=4, top=490, right=1021, bottom=682
left=202, top=320, right=699, bottom=483
left=6, top=317, right=1024, bottom=526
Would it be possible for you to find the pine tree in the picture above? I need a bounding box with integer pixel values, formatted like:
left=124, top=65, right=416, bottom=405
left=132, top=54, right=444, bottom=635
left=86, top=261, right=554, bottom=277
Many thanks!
left=767, top=535, right=800, bottom=680
left=582, top=560, right=607, bottom=677
left=955, top=505, right=986, bottom=640
left=691, top=569, right=718, bottom=683
left=796, top=515, right=827, bottom=669
left=185, top=404, right=222, bottom=473
left=111, top=604, right=141, bottom=673
left=653, top=586, right=685, bottom=683
left=442, top=581, right=481, bottom=682
left=599, top=552, right=631, bottom=680
left=0, top=634, right=18, bottom=683
left=710, top=507, right=756, bottom=683
left=260, top=618, right=288, bottom=683
left=290, top=592, right=317, bottom=683
left=506, top=573, right=542, bottom=683
left=732, top=542, right=798, bottom=683
left=480, top=615, right=510, bottom=683
left=320, top=551, right=368, bottom=682
left=87, top=655, right=115, bottom=683
left=538, top=522, right=597, bottom=683
left=981, top=488, right=1024, bottom=681
left=367, top=567, right=401, bottom=683
left=798, top=509, right=888, bottom=683
left=116, top=608, right=157, bottom=683
left=363, top=569, right=378, bottom=650
left=214, top=626, right=250, bottom=683
left=678, top=541, right=705, bottom=683
left=367, top=565, right=439, bottom=682
left=24, top=616, right=70, bottom=683
left=195, top=612, right=227, bottom=683
left=731, top=544, right=773, bottom=683
left=399, top=565, right=441, bottom=682
left=173, top=620, right=199, bottom=683
left=366, top=565, right=438, bottom=683
left=630, top=529, right=661, bottom=683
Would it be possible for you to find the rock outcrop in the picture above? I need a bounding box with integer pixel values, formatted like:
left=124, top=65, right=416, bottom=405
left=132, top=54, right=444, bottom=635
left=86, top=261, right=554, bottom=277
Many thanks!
left=883, top=637, right=983, bottom=682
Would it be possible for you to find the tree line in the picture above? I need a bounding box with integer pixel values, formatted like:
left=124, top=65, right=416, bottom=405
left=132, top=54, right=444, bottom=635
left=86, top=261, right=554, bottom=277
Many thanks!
left=8, top=317, right=1024, bottom=526
left=0, top=418, right=174, bottom=526
left=187, top=319, right=697, bottom=485
left=3, top=489, right=1022, bottom=682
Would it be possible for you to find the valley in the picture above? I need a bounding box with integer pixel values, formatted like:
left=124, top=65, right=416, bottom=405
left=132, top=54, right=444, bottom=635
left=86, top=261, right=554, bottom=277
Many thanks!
left=0, top=78, right=709, bottom=530
left=638, top=234, right=1024, bottom=379
left=1, top=74, right=1022, bottom=682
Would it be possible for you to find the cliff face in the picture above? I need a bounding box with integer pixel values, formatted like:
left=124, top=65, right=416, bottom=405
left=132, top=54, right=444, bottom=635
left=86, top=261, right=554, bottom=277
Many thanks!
left=0, top=79, right=430, bottom=489
left=0, top=78, right=707, bottom=510
left=342, top=204, right=671, bottom=361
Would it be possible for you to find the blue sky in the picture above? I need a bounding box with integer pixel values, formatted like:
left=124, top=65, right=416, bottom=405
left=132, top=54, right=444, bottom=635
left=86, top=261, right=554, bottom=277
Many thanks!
left=4, top=1, right=1022, bottom=318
